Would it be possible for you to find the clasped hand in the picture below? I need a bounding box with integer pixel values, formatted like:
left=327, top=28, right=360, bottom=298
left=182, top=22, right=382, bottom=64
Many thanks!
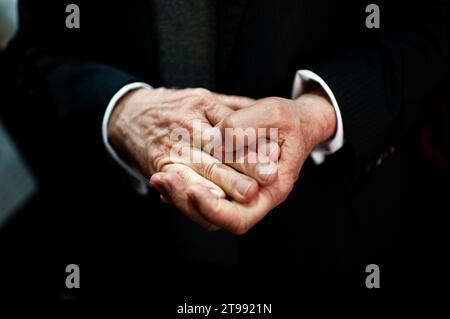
left=108, top=87, right=336, bottom=234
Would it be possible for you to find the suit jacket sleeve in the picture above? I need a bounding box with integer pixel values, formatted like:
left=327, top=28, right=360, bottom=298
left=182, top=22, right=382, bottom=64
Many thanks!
left=10, top=0, right=140, bottom=126
left=306, top=0, right=448, bottom=171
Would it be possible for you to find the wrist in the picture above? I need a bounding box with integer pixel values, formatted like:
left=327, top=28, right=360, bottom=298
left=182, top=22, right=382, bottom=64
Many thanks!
left=108, top=87, right=151, bottom=176
left=108, top=87, right=145, bottom=136
left=295, top=87, right=337, bottom=150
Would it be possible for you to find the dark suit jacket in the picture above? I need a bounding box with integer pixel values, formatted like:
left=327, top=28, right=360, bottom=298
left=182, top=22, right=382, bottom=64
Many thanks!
left=5, top=0, right=448, bottom=298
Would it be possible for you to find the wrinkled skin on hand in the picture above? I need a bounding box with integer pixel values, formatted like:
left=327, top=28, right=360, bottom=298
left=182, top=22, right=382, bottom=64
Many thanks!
left=109, top=87, right=336, bottom=233
left=108, top=87, right=279, bottom=230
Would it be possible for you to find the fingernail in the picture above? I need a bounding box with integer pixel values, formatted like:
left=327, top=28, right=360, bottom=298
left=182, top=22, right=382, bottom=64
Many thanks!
left=209, top=188, right=222, bottom=197
left=236, top=179, right=252, bottom=197
left=258, top=161, right=278, bottom=180
left=150, top=176, right=163, bottom=192
left=149, top=173, right=162, bottom=186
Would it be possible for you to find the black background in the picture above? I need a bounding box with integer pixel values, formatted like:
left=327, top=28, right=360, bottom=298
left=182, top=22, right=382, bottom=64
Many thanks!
left=0, top=0, right=448, bottom=306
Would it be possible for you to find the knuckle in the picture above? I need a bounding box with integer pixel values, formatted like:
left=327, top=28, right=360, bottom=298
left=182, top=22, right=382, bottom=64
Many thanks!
left=151, top=152, right=171, bottom=173
left=186, top=88, right=213, bottom=109
left=188, top=96, right=209, bottom=110
left=173, top=165, right=189, bottom=180
left=265, top=96, right=282, bottom=104
left=191, top=88, right=211, bottom=97
left=222, top=116, right=235, bottom=129
left=264, top=97, right=288, bottom=120
left=203, top=161, right=220, bottom=180
left=175, top=113, right=195, bottom=131
left=265, top=96, right=284, bottom=107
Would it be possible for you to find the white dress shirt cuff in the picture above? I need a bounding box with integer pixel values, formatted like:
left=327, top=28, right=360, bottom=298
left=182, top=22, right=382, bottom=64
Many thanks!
left=292, top=69, right=344, bottom=165
left=102, top=82, right=152, bottom=195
